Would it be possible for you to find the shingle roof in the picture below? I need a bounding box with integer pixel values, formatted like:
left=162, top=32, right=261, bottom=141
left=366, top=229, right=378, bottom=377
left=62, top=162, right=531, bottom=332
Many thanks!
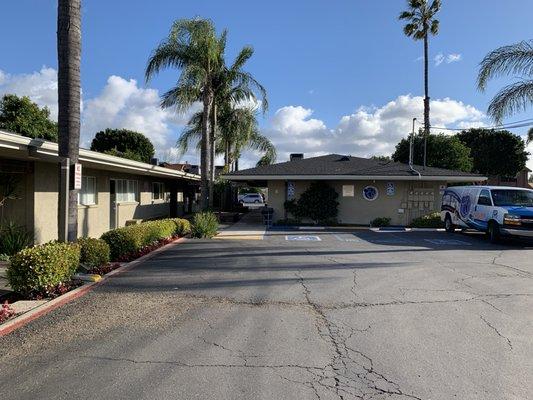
left=225, top=154, right=483, bottom=178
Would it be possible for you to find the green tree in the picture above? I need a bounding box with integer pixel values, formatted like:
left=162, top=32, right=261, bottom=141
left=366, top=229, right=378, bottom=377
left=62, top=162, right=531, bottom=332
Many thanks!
left=392, top=133, right=473, bottom=172
left=399, top=0, right=441, bottom=167
left=90, top=128, right=155, bottom=163
left=178, top=105, right=276, bottom=170
left=527, top=127, right=533, bottom=144
left=57, top=0, right=82, bottom=242
left=0, top=94, right=58, bottom=141
left=145, top=19, right=223, bottom=210
left=477, top=40, right=533, bottom=122
left=292, top=182, right=339, bottom=224
left=457, top=128, right=529, bottom=177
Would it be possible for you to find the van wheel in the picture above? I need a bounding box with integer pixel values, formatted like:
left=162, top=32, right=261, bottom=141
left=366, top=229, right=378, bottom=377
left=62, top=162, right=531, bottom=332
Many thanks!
left=487, top=221, right=500, bottom=243
left=445, top=214, right=455, bottom=233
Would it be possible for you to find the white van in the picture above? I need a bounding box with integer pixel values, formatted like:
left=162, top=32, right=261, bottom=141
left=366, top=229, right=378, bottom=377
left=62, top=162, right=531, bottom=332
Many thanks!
left=441, top=186, right=533, bottom=242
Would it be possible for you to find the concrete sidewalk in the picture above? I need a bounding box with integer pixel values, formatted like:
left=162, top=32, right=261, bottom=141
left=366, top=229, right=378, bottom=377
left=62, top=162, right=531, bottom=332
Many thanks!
left=215, top=210, right=266, bottom=240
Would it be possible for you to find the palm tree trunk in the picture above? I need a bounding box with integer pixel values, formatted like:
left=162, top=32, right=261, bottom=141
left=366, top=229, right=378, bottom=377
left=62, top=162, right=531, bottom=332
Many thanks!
left=423, top=33, right=430, bottom=169
left=208, top=102, right=216, bottom=208
left=200, top=90, right=212, bottom=210
left=224, top=141, right=230, bottom=170
left=57, top=0, right=81, bottom=242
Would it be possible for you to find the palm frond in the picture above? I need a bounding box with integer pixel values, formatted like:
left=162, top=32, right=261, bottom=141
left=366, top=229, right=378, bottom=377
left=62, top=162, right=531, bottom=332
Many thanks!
left=176, top=124, right=202, bottom=155
left=527, top=127, right=533, bottom=144
left=477, top=40, right=533, bottom=91
left=486, top=79, right=533, bottom=123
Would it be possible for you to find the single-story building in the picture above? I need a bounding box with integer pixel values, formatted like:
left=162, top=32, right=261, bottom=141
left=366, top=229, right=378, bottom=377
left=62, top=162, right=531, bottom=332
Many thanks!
left=224, top=153, right=487, bottom=226
left=0, top=130, right=200, bottom=244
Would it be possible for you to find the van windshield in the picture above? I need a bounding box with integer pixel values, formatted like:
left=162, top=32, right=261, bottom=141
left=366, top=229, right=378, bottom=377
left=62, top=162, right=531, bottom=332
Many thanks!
left=491, top=189, right=533, bottom=207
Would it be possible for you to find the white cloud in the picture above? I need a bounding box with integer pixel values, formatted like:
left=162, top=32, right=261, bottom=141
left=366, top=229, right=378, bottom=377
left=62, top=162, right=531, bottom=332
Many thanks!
left=0, top=67, right=59, bottom=119
left=434, top=52, right=462, bottom=67
left=446, top=53, right=462, bottom=63
left=0, top=68, right=199, bottom=157
left=81, top=75, right=199, bottom=149
left=243, top=94, right=487, bottom=168
left=434, top=53, right=445, bottom=66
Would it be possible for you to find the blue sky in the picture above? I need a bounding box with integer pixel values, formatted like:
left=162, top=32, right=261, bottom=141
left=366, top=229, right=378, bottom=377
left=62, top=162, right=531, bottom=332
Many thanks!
left=0, top=0, right=532, bottom=168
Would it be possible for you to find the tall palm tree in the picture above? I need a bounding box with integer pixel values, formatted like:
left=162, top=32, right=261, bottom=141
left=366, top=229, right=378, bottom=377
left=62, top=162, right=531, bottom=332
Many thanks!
left=399, top=0, right=441, bottom=168
left=145, top=19, right=222, bottom=210
left=477, top=40, right=533, bottom=123
left=206, top=40, right=267, bottom=205
left=57, top=0, right=82, bottom=242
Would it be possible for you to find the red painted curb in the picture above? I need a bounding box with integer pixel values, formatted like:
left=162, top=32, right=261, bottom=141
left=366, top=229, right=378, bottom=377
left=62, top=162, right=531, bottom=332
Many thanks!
left=0, top=237, right=186, bottom=337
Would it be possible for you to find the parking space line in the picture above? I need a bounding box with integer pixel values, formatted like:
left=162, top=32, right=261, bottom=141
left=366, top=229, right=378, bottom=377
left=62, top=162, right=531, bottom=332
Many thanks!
left=285, top=235, right=322, bottom=241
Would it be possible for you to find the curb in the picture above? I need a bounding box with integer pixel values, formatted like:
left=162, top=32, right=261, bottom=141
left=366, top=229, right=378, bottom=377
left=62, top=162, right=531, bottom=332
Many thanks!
left=0, top=237, right=186, bottom=337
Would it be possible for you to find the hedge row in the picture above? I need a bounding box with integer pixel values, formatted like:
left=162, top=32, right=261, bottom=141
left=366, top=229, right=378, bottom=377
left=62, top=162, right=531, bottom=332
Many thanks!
left=7, top=241, right=81, bottom=296
left=101, top=218, right=191, bottom=260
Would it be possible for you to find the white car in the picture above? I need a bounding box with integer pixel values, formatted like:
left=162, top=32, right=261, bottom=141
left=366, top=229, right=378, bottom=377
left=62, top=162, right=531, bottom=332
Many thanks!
left=441, top=185, right=533, bottom=242
left=239, top=193, right=264, bottom=205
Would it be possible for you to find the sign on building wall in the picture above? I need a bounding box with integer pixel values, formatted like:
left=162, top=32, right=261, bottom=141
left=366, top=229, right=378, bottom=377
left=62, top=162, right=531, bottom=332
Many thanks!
left=342, top=184, right=354, bottom=197
left=73, top=163, right=82, bottom=190
left=386, top=182, right=395, bottom=196
left=286, top=181, right=296, bottom=200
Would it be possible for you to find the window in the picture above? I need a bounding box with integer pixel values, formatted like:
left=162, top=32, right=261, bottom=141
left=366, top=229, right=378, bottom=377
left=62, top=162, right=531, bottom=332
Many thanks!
left=477, top=190, right=492, bottom=206
left=79, top=176, right=97, bottom=205
left=491, top=189, right=533, bottom=207
left=152, top=182, right=165, bottom=201
left=115, top=179, right=138, bottom=203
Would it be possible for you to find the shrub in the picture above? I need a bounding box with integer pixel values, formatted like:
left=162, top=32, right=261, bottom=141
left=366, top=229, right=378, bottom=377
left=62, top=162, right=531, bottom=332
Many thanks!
left=371, top=217, right=391, bottom=227
left=191, top=212, right=219, bottom=238
left=101, top=218, right=189, bottom=260
left=0, top=222, right=33, bottom=256
left=7, top=241, right=80, bottom=296
left=174, top=218, right=191, bottom=236
left=286, top=182, right=339, bottom=224
left=77, top=238, right=110, bottom=268
left=410, top=212, right=444, bottom=228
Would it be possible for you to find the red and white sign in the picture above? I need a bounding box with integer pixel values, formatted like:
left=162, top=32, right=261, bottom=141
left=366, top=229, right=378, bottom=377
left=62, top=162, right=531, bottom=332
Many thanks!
left=73, top=163, right=83, bottom=190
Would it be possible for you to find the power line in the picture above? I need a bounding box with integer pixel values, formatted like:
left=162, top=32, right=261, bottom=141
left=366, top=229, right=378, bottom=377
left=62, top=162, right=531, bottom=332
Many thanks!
left=413, top=117, right=533, bottom=132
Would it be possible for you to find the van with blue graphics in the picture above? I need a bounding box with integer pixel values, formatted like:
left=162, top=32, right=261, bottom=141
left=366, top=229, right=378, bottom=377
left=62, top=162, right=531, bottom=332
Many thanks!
left=441, top=186, right=533, bottom=242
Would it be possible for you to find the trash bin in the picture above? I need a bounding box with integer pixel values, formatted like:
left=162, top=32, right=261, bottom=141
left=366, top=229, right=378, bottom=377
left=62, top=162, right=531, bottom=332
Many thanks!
left=261, top=205, right=274, bottom=227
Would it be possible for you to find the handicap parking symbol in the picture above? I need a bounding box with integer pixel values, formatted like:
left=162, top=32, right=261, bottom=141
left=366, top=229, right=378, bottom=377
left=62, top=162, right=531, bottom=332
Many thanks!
left=285, top=235, right=322, bottom=241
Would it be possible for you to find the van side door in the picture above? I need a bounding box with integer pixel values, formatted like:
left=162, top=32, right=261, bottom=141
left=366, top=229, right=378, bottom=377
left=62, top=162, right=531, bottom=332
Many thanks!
left=473, top=189, right=493, bottom=229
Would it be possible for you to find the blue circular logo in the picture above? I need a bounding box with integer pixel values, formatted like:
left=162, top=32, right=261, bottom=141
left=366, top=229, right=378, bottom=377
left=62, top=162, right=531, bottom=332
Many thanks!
left=460, top=195, right=471, bottom=217
left=363, top=186, right=379, bottom=201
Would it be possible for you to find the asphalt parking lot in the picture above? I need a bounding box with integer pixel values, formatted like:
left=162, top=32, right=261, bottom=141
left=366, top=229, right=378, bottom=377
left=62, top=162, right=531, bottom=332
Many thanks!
left=1, top=229, right=532, bottom=400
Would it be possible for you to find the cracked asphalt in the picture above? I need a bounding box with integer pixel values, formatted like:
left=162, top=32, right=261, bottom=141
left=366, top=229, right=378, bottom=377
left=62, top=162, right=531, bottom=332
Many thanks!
left=1, top=229, right=532, bottom=400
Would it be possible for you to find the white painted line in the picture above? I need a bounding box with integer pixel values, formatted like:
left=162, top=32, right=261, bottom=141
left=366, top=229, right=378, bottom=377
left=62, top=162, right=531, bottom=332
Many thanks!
left=334, top=234, right=362, bottom=242
left=299, top=226, right=326, bottom=230
left=424, top=239, right=472, bottom=246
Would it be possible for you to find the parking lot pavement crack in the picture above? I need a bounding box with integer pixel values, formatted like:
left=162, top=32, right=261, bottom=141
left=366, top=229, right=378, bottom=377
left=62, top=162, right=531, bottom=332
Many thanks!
left=198, top=337, right=261, bottom=364
left=479, top=315, right=513, bottom=350
left=295, top=270, right=423, bottom=400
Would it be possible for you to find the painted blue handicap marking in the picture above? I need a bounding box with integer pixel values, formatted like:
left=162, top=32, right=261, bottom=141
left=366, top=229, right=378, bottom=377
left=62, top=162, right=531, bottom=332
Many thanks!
left=424, top=239, right=472, bottom=246
left=286, top=235, right=321, bottom=241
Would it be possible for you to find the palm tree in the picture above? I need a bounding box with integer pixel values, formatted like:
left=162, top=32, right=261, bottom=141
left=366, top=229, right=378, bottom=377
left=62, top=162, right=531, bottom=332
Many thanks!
left=57, top=0, right=82, bottom=242
left=178, top=104, right=276, bottom=171
left=399, top=0, right=441, bottom=168
left=477, top=40, right=533, bottom=123
left=206, top=39, right=267, bottom=204
left=145, top=19, right=222, bottom=210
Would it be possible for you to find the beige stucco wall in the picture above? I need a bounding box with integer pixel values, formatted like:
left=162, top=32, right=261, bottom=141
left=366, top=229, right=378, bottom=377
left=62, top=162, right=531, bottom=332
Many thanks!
left=0, top=161, right=34, bottom=234
left=267, top=179, right=444, bottom=226
left=31, top=163, right=185, bottom=243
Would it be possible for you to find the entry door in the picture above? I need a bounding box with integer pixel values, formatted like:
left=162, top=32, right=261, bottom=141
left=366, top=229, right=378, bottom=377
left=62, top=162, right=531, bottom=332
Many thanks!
left=474, top=189, right=492, bottom=229
left=110, top=179, right=117, bottom=230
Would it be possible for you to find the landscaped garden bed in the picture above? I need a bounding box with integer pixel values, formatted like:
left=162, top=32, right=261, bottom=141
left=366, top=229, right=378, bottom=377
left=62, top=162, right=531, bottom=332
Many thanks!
left=0, top=217, right=191, bottom=328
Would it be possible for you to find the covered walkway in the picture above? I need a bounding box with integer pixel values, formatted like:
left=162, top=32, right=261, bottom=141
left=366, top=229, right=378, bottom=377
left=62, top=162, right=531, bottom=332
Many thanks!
left=215, top=209, right=266, bottom=240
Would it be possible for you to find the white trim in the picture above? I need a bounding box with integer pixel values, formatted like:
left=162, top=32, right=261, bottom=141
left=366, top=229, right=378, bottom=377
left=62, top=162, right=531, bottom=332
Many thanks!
left=0, top=129, right=200, bottom=181
left=223, top=174, right=487, bottom=182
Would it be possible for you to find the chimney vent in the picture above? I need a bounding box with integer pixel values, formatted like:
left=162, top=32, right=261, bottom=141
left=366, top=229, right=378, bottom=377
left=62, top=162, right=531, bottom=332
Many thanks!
left=290, top=153, right=304, bottom=161
left=150, top=158, right=159, bottom=165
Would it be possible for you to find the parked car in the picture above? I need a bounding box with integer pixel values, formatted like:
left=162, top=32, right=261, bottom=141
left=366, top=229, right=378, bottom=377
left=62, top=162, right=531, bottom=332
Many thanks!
left=441, top=185, right=533, bottom=242
left=239, top=193, right=264, bottom=205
